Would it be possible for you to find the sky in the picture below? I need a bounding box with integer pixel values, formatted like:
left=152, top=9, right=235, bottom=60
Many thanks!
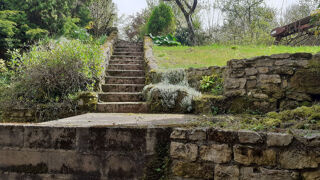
left=114, top=0, right=300, bottom=17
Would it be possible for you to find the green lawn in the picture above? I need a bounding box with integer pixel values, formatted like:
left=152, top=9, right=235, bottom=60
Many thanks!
left=153, top=44, right=320, bottom=69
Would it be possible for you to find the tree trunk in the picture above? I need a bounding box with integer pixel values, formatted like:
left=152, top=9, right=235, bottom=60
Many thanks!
left=185, top=14, right=196, bottom=45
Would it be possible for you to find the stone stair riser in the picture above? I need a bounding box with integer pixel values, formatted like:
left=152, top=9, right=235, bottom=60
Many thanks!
left=106, top=70, right=145, bottom=77
left=102, top=84, right=144, bottom=92
left=99, top=93, right=142, bottom=102
left=114, top=49, right=143, bottom=53
left=109, top=60, right=144, bottom=65
left=111, top=56, right=143, bottom=60
left=105, top=77, right=145, bottom=84
left=97, top=103, right=148, bottom=113
left=108, top=64, right=144, bottom=71
left=113, top=52, right=144, bottom=56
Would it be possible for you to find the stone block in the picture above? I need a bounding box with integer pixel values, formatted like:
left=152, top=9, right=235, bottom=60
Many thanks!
left=233, top=145, right=276, bottom=166
left=24, top=127, right=76, bottom=150
left=258, top=74, right=281, bottom=84
left=267, top=133, right=293, bottom=147
left=207, top=129, right=238, bottom=143
left=225, top=78, right=247, bottom=89
left=102, top=153, right=140, bottom=178
left=170, top=142, right=198, bottom=161
left=229, top=60, right=245, bottom=68
left=257, top=67, right=269, bottom=74
left=86, top=128, right=147, bottom=152
left=172, top=161, right=213, bottom=179
left=253, top=93, right=269, bottom=99
left=200, top=144, right=232, bottom=163
left=171, top=129, right=187, bottom=140
left=296, top=60, right=309, bottom=67
left=214, top=165, right=239, bottom=180
left=292, top=52, right=312, bottom=59
left=240, top=167, right=299, bottom=180
left=279, top=150, right=319, bottom=169
left=270, top=53, right=291, bottom=59
left=0, top=149, right=48, bottom=171
left=274, top=60, right=295, bottom=66
left=287, top=92, right=311, bottom=101
left=238, top=130, right=263, bottom=144
left=224, top=89, right=246, bottom=97
left=231, top=69, right=245, bottom=78
left=302, top=170, right=320, bottom=180
left=256, top=59, right=274, bottom=67
left=245, top=68, right=258, bottom=76
left=47, top=151, right=101, bottom=175
left=0, top=125, right=24, bottom=148
left=188, top=129, right=206, bottom=141
left=247, top=80, right=257, bottom=89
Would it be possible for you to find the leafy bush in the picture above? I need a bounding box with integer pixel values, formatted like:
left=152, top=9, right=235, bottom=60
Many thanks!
left=150, top=34, right=181, bottom=46
left=200, top=74, right=224, bottom=95
left=146, top=3, right=176, bottom=36
left=0, top=39, right=103, bottom=122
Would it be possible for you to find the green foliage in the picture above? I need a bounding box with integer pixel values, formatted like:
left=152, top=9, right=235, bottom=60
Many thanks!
left=61, top=17, right=91, bottom=41
left=0, top=39, right=104, bottom=122
left=26, top=28, right=49, bottom=41
left=150, top=34, right=181, bottom=46
left=1, top=0, right=91, bottom=34
left=146, top=3, right=176, bottom=36
left=200, top=74, right=224, bottom=95
left=0, top=10, right=49, bottom=59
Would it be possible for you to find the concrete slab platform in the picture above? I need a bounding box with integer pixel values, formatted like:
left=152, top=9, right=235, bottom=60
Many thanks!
left=37, top=113, right=200, bottom=127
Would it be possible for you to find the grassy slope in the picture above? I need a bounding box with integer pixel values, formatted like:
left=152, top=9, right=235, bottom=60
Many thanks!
left=154, top=44, right=320, bottom=69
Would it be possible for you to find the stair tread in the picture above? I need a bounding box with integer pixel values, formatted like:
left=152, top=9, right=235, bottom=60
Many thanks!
left=98, top=102, right=146, bottom=104
left=99, top=92, right=142, bottom=95
left=106, top=76, right=145, bottom=78
left=103, top=84, right=145, bottom=86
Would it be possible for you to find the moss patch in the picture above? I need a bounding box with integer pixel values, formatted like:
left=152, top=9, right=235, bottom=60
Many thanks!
left=189, top=104, right=320, bottom=131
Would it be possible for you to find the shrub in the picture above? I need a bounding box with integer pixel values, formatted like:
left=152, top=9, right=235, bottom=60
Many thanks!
left=0, top=39, right=103, bottom=122
left=200, top=74, right=224, bottom=95
left=146, top=3, right=176, bottom=36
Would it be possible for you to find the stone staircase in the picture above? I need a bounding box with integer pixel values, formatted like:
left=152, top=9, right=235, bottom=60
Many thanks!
left=97, top=41, right=148, bottom=113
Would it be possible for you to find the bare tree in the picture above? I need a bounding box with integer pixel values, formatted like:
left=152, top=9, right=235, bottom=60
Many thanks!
left=164, top=0, right=198, bottom=45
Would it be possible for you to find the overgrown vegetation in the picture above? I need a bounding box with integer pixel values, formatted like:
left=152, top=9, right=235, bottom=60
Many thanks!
left=200, top=74, right=223, bottom=95
left=154, top=45, right=320, bottom=68
left=0, top=39, right=103, bottom=122
left=0, top=0, right=116, bottom=59
left=192, top=105, right=320, bottom=131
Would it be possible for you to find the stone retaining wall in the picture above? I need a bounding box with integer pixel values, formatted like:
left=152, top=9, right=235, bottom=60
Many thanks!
left=0, top=124, right=170, bottom=179
left=170, top=128, right=320, bottom=180
left=224, top=53, right=320, bottom=112
left=0, top=123, right=319, bottom=179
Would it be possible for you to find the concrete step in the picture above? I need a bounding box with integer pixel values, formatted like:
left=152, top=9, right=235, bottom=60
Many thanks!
left=106, top=70, right=145, bottom=77
left=98, top=92, right=142, bottom=102
left=109, top=60, right=144, bottom=65
left=97, top=102, right=148, bottom=113
left=106, top=76, right=145, bottom=84
left=113, top=52, right=144, bottom=56
left=111, top=55, right=143, bottom=60
left=108, top=64, right=144, bottom=70
left=102, top=84, right=145, bottom=92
